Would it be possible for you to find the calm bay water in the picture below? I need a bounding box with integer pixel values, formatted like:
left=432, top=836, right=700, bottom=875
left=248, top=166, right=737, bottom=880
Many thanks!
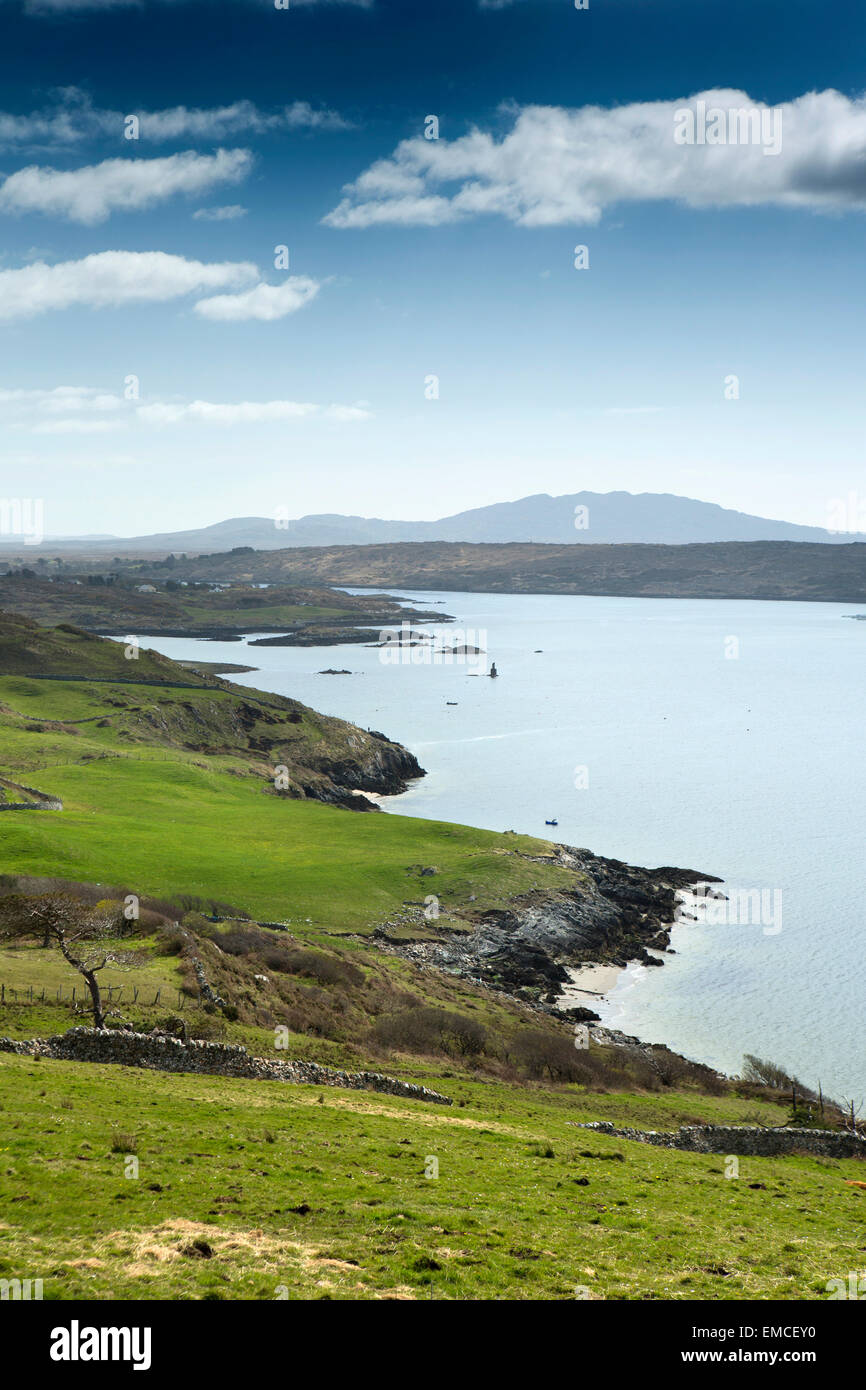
left=141, top=591, right=865, bottom=1099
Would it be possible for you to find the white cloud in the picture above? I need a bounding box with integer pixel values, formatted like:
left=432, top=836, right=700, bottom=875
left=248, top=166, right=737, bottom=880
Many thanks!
left=192, top=204, right=248, bottom=221
left=0, top=252, right=324, bottom=323
left=326, top=404, right=373, bottom=421
left=324, top=89, right=866, bottom=228
left=0, top=250, right=258, bottom=320
left=0, top=384, right=373, bottom=431
left=194, top=275, right=322, bottom=322
left=0, top=89, right=351, bottom=147
left=33, top=417, right=123, bottom=433
left=7, top=0, right=372, bottom=19
left=0, top=91, right=100, bottom=146
left=0, top=148, right=252, bottom=224
left=0, top=385, right=128, bottom=434
left=283, top=101, right=351, bottom=132
left=137, top=399, right=320, bottom=426
left=142, top=398, right=372, bottom=425
left=0, top=385, right=126, bottom=412
left=124, top=98, right=351, bottom=140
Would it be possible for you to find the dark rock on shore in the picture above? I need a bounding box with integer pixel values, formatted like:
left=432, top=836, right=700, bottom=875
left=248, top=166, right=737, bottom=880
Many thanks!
left=294, top=734, right=425, bottom=812
left=376, top=844, right=718, bottom=1006
left=558, top=1005, right=601, bottom=1023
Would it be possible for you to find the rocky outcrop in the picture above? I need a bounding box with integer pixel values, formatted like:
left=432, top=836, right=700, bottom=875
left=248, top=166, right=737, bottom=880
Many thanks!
left=303, top=729, right=424, bottom=808
left=376, top=844, right=716, bottom=1006
left=573, top=1121, right=866, bottom=1160
left=0, top=1027, right=452, bottom=1105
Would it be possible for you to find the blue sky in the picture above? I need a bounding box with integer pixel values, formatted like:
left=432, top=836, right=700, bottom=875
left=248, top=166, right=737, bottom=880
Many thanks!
left=0, top=0, right=864, bottom=538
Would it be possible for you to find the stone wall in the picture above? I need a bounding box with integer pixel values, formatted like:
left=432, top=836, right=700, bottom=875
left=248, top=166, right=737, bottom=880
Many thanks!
left=0, top=1027, right=452, bottom=1105
left=0, top=776, right=62, bottom=811
left=575, top=1120, right=866, bottom=1160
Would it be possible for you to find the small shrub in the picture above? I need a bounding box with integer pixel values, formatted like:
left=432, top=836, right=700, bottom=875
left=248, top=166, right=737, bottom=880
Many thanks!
left=373, top=1006, right=487, bottom=1059
left=110, top=1132, right=137, bottom=1154
left=512, top=1029, right=588, bottom=1082
left=282, top=1004, right=340, bottom=1039
left=157, top=923, right=187, bottom=955
left=281, top=948, right=364, bottom=990
left=218, top=925, right=268, bottom=957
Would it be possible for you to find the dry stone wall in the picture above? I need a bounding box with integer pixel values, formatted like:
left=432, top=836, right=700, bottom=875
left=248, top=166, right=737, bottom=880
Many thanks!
left=576, top=1120, right=866, bottom=1159
left=0, top=1027, right=452, bottom=1105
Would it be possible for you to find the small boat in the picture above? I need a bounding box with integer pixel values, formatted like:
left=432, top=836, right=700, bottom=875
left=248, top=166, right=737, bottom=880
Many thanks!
left=446, top=701, right=458, bottom=706
left=545, top=818, right=558, bottom=826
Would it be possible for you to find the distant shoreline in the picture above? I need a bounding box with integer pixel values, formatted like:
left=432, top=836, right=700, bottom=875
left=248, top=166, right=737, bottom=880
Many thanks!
left=95, top=540, right=866, bottom=605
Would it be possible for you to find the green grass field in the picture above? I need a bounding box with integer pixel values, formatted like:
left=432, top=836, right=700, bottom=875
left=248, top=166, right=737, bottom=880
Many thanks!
left=0, top=665, right=574, bottom=931
left=1, top=1053, right=862, bottom=1301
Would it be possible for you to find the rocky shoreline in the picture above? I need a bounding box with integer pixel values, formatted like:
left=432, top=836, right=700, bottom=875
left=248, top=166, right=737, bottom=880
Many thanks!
left=373, top=843, right=719, bottom=1011
left=88, top=625, right=392, bottom=646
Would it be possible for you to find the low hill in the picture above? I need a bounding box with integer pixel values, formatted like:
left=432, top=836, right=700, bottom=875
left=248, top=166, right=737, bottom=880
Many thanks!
left=137, top=539, right=866, bottom=603
left=0, top=611, right=201, bottom=683
left=0, top=576, right=444, bottom=643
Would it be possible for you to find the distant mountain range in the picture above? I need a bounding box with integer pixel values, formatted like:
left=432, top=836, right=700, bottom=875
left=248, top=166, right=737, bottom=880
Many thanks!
left=19, top=491, right=861, bottom=554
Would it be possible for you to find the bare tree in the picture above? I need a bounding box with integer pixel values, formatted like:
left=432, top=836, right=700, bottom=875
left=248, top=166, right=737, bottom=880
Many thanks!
left=839, top=1098, right=864, bottom=1136
left=0, top=892, right=142, bottom=1029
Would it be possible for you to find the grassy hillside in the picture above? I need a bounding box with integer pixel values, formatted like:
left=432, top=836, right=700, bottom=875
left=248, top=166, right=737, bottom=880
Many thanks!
left=0, top=610, right=433, bottom=813
left=1, top=1051, right=860, bottom=1301
left=0, top=690, right=570, bottom=931
left=0, top=610, right=205, bottom=682
left=0, top=750, right=569, bottom=930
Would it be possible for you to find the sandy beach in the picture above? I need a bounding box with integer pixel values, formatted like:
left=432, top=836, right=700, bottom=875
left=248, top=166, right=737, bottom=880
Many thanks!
left=558, top=963, right=625, bottom=1007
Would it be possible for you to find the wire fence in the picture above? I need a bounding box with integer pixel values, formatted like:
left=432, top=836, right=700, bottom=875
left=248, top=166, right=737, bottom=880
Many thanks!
left=0, top=982, right=195, bottom=1010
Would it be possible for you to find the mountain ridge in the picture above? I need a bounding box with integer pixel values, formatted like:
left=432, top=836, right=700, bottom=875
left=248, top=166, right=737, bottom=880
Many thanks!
left=10, top=490, right=858, bottom=554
